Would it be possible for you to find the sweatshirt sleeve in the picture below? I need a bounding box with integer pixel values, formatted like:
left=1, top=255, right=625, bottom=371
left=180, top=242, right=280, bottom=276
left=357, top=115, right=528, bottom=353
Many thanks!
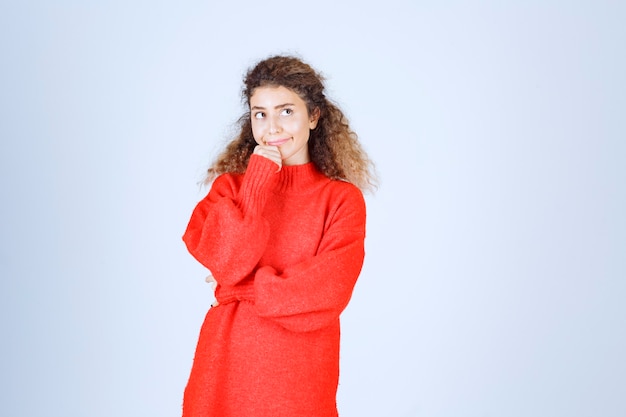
left=182, top=155, right=279, bottom=286
left=252, top=185, right=366, bottom=332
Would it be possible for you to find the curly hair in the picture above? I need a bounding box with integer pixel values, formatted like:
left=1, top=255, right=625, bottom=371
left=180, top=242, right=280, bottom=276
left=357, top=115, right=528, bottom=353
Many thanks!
left=205, top=55, right=377, bottom=192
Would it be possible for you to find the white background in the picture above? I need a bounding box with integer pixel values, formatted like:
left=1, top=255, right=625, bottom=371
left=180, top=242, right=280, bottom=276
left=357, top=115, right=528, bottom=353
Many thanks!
left=1, top=1, right=624, bottom=416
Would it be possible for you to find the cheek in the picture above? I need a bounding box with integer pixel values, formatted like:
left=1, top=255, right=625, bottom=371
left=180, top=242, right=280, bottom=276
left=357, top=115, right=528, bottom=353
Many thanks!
left=301, top=124, right=313, bottom=140
left=251, top=122, right=264, bottom=143
left=289, top=119, right=309, bottom=137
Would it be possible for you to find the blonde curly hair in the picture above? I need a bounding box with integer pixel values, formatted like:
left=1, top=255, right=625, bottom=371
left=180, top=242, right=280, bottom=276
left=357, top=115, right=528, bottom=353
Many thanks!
left=206, top=55, right=377, bottom=192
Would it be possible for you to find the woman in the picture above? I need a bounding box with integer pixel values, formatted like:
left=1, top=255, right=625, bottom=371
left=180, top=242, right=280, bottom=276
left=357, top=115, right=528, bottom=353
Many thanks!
left=182, top=55, right=376, bottom=417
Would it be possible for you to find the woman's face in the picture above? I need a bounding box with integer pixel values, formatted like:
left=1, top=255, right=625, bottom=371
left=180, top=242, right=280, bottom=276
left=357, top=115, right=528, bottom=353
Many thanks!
left=250, top=85, right=319, bottom=166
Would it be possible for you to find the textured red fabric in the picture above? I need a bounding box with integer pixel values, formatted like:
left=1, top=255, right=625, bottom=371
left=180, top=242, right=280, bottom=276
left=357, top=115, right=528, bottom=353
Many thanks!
left=182, top=155, right=366, bottom=417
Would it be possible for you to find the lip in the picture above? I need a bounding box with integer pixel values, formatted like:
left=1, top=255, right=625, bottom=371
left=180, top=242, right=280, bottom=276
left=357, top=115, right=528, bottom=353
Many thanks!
left=266, top=138, right=290, bottom=146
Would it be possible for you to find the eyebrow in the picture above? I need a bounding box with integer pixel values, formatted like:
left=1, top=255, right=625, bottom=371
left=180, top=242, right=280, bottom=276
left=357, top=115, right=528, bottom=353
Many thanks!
left=250, top=103, right=295, bottom=111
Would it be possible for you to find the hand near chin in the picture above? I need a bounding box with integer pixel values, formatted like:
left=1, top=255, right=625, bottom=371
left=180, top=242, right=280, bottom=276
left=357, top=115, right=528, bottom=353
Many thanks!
left=253, top=145, right=282, bottom=171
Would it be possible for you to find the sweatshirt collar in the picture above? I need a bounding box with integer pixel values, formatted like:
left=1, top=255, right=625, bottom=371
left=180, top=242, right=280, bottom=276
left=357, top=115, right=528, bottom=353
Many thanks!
left=275, top=162, right=330, bottom=194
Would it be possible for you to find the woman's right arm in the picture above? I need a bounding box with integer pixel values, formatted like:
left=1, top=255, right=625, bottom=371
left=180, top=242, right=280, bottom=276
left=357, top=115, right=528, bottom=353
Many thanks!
left=182, top=155, right=279, bottom=286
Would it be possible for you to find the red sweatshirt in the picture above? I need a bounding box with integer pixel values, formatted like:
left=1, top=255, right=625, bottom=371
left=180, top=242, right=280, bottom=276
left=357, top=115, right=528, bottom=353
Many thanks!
left=182, top=154, right=366, bottom=417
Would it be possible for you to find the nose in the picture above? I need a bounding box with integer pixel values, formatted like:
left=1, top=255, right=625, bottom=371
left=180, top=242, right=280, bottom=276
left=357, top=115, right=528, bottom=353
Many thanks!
left=268, top=115, right=281, bottom=134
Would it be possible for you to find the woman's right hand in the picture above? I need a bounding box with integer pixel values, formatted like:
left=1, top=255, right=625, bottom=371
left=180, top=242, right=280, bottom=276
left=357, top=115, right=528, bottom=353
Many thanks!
left=253, top=145, right=282, bottom=171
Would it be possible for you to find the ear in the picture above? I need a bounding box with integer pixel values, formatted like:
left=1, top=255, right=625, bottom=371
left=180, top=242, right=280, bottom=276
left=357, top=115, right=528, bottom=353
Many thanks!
left=309, top=107, right=321, bottom=129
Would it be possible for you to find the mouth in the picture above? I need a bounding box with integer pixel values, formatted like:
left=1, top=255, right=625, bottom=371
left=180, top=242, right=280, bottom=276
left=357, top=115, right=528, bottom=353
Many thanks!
left=266, top=138, right=290, bottom=146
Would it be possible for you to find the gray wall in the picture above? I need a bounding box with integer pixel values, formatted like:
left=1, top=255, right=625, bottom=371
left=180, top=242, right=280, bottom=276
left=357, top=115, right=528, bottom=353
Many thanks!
left=1, top=1, right=624, bottom=416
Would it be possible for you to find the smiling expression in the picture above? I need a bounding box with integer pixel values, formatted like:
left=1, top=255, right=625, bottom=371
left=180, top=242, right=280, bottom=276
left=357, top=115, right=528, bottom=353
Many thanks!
left=250, top=85, right=320, bottom=166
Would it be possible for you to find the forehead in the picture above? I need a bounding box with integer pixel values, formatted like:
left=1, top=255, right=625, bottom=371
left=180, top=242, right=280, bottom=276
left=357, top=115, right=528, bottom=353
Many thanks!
left=249, top=85, right=307, bottom=107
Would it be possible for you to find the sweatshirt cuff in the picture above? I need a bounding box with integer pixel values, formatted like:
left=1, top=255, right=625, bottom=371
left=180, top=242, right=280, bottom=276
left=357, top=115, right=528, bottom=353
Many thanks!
left=238, top=155, right=279, bottom=217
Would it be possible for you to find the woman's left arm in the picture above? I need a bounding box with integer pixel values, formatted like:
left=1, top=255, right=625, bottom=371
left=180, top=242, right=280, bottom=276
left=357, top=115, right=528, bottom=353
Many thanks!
left=252, top=186, right=367, bottom=332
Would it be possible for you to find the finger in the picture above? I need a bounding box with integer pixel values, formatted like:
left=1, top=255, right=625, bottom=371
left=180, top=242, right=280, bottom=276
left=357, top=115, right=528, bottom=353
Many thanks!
left=253, top=145, right=282, bottom=169
left=253, top=144, right=281, bottom=158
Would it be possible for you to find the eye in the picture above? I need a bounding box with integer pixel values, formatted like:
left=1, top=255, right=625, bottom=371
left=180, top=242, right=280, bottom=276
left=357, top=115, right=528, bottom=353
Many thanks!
left=253, top=112, right=265, bottom=119
left=280, top=108, right=293, bottom=116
